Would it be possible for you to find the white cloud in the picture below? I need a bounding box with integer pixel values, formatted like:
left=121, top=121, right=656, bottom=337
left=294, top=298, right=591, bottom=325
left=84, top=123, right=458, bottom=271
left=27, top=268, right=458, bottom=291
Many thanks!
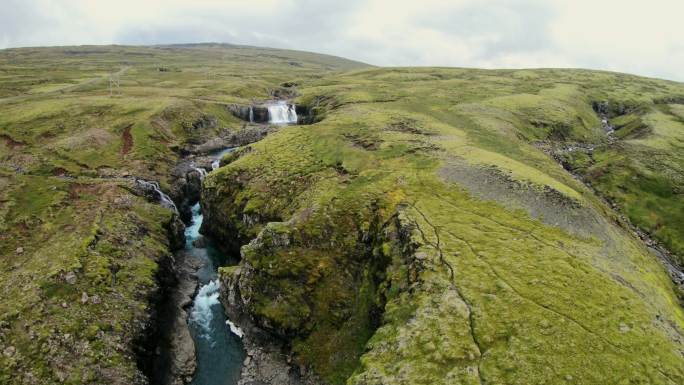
left=0, top=0, right=682, bottom=81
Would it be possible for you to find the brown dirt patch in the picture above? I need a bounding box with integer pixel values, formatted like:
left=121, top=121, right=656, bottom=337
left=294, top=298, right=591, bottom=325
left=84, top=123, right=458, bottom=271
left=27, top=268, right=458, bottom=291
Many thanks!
left=68, top=183, right=104, bottom=200
left=121, top=124, right=133, bottom=155
left=52, top=167, right=69, bottom=176
left=343, top=133, right=382, bottom=150
left=0, top=134, right=25, bottom=149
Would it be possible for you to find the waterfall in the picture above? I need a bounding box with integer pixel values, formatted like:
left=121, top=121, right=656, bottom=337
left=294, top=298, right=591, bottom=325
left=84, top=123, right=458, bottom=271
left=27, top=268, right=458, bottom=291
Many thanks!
left=193, top=166, right=208, bottom=180
left=248, top=106, right=254, bottom=123
left=189, top=278, right=245, bottom=341
left=190, top=279, right=222, bottom=340
left=185, top=203, right=203, bottom=247
left=211, top=160, right=220, bottom=170
left=601, top=117, right=615, bottom=135
left=267, top=101, right=297, bottom=124
left=136, top=179, right=178, bottom=213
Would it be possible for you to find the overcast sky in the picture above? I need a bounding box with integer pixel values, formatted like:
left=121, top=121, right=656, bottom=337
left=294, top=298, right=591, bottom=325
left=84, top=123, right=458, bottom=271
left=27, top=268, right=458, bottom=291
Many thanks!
left=1, top=0, right=682, bottom=81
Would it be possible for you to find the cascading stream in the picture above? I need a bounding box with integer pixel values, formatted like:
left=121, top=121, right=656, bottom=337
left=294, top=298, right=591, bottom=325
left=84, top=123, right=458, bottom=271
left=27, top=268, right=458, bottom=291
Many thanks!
left=136, top=179, right=179, bottom=213
left=185, top=148, right=244, bottom=385
left=192, top=166, right=208, bottom=180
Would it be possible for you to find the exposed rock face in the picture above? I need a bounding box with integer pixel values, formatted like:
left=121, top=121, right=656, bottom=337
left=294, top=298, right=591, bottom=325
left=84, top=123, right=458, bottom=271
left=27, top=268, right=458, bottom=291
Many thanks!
left=168, top=160, right=211, bottom=222
left=228, top=125, right=277, bottom=146
left=211, top=203, right=432, bottom=385
left=200, top=176, right=254, bottom=256
left=181, top=125, right=275, bottom=157
left=220, top=267, right=325, bottom=385
left=165, top=214, right=186, bottom=251
left=228, top=105, right=269, bottom=123
left=191, top=137, right=232, bottom=154
left=191, top=115, right=218, bottom=132
left=164, top=252, right=199, bottom=385
left=138, top=251, right=198, bottom=385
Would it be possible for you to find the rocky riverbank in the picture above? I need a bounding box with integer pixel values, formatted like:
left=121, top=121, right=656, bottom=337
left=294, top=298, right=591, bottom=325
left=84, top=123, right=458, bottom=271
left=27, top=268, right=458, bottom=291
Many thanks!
left=220, top=266, right=324, bottom=385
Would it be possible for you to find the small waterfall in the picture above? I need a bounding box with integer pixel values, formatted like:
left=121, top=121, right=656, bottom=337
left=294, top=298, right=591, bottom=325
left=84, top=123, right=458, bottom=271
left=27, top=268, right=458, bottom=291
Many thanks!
left=190, top=280, right=222, bottom=340
left=136, top=179, right=178, bottom=213
left=248, top=106, right=254, bottom=123
left=267, top=101, right=297, bottom=124
left=601, top=117, right=615, bottom=135
left=193, top=166, right=208, bottom=180
left=210, top=147, right=235, bottom=170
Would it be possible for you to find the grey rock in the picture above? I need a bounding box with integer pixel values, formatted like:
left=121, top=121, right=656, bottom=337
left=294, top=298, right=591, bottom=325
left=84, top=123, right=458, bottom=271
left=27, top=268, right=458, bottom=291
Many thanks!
left=220, top=267, right=324, bottom=385
left=192, top=237, right=207, bottom=249
left=619, top=323, right=630, bottom=333
left=3, top=346, right=15, bottom=357
left=64, top=271, right=77, bottom=284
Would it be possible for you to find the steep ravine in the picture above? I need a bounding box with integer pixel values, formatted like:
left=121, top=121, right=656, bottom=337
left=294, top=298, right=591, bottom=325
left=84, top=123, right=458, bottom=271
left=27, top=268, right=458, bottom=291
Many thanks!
left=139, top=102, right=303, bottom=385
left=141, top=148, right=250, bottom=385
left=136, top=149, right=247, bottom=385
left=185, top=200, right=245, bottom=385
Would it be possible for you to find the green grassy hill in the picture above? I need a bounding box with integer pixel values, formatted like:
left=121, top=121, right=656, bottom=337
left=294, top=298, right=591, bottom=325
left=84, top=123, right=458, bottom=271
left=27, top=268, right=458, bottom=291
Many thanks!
left=1, top=45, right=683, bottom=385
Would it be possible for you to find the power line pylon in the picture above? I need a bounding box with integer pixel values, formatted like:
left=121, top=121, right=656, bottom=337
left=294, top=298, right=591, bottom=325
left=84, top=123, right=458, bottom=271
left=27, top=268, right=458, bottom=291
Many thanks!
left=109, top=73, right=120, bottom=97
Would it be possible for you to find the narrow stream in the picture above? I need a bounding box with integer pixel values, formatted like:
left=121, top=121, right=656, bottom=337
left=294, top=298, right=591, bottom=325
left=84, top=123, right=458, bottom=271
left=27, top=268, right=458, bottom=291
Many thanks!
left=186, top=148, right=244, bottom=385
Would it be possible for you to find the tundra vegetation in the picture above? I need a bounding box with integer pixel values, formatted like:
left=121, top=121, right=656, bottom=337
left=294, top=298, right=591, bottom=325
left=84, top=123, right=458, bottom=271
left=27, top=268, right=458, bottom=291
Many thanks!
left=1, top=44, right=683, bottom=385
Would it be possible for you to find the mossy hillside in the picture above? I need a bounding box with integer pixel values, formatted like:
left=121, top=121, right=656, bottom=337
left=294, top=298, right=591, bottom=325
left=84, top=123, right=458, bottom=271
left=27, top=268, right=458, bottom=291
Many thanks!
left=1, top=44, right=366, bottom=181
left=0, top=174, right=175, bottom=384
left=0, top=44, right=366, bottom=100
left=206, top=68, right=684, bottom=384
left=560, top=104, right=684, bottom=262
left=0, top=45, right=369, bottom=384
left=304, top=67, right=684, bottom=263
left=353, top=177, right=684, bottom=385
